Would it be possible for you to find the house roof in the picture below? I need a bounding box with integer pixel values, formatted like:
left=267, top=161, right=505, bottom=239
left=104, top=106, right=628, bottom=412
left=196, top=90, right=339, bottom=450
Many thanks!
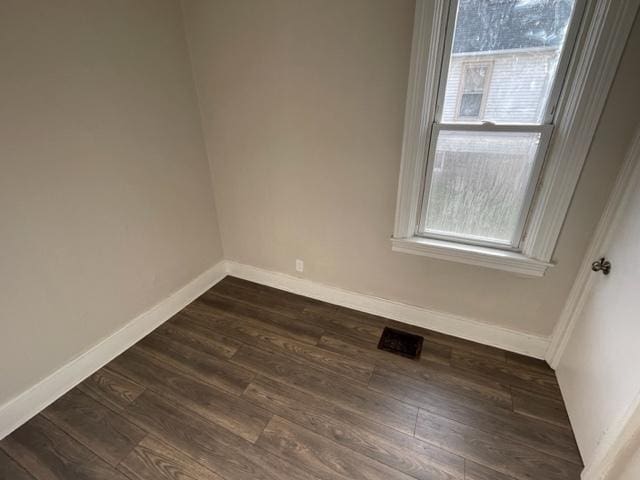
left=452, top=0, right=574, bottom=54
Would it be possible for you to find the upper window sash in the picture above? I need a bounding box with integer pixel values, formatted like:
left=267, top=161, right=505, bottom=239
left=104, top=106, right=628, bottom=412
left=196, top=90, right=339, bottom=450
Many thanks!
left=435, top=0, right=586, bottom=127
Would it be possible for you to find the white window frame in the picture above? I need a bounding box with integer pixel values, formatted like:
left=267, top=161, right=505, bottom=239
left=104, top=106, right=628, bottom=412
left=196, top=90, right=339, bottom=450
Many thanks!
left=392, top=0, right=639, bottom=277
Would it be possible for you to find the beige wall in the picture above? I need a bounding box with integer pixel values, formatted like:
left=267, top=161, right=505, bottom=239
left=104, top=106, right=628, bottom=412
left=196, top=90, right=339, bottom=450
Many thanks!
left=182, top=0, right=640, bottom=337
left=0, top=0, right=223, bottom=406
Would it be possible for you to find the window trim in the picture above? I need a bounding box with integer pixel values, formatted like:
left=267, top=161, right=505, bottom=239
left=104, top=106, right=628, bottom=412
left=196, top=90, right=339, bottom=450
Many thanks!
left=392, top=0, right=639, bottom=277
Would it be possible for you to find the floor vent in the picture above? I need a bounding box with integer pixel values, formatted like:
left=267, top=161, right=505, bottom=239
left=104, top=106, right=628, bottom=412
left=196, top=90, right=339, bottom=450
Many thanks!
left=377, top=327, right=423, bottom=360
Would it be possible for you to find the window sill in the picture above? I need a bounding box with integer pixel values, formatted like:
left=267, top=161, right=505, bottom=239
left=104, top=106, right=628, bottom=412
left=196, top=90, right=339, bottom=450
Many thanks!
left=391, top=236, right=553, bottom=277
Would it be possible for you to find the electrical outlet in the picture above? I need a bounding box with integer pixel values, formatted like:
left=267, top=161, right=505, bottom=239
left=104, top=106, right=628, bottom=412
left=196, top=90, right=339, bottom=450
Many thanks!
left=295, top=259, right=304, bottom=273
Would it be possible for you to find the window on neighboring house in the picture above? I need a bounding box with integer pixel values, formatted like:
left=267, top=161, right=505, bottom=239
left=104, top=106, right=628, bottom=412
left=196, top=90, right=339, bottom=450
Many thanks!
left=421, top=0, right=580, bottom=249
left=456, top=62, right=491, bottom=120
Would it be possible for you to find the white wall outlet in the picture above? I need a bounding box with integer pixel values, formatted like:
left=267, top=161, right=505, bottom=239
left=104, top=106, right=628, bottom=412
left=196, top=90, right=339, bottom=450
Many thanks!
left=295, top=259, right=304, bottom=273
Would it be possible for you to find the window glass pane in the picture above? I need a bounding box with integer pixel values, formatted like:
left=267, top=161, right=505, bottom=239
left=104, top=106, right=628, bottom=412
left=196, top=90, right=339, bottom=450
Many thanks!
left=462, top=64, right=488, bottom=93
left=441, top=0, right=577, bottom=124
left=460, top=93, right=483, bottom=117
left=421, top=130, right=541, bottom=245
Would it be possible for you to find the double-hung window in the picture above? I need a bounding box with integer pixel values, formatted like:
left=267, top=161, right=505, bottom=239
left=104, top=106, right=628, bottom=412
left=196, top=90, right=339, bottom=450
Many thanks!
left=422, top=0, right=581, bottom=250
left=390, top=0, right=634, bottom=276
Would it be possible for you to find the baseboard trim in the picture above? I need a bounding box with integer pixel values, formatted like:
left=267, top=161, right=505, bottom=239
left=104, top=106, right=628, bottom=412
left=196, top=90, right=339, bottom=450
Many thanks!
left=0, top=258, right=552, bottom=440
left=0, top=260, right=227, bottom=440
left=225, top=261, right=550, bottom=359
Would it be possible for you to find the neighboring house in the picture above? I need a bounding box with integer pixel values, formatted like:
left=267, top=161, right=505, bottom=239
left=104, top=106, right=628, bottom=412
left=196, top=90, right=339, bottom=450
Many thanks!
left=442, top=47, right=558, bottom=124
left=441, top=0, right=573, bottom=124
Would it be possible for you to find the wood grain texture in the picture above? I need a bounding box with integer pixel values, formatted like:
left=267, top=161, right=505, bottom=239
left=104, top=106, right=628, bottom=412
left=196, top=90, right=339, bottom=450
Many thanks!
left=203, top=315, right=374, bottom=384
left=319, top=334, right=510, bottom=408
left=464, top=460, right=518, bottom=480
left=511, top=387, right=572, bottom=429
left=451, top=350, right=562, bottom=399
left=77, top=366, right=145, bottom=411
left=108, top=345, right=271, bottom=443
left=196, top=293, right=323, bottom=344
left=223, top=276, right=326, bottom=306
left=0, top=449, right=34, bottom=480
left=368, top=368, right=581, bottom=464
left=319, top=331, right=451, bottom=367
left=0, top=276, right=581, bottom=480
left=231, top=344, right=418, bottom=435
left=244, top=376, right=464, bottom=480
left=505, top=351, right=556, bottom=376
left=137, top=330, right=254, bottom=395
left=223, top=276, right=355, bottom=317
left=0, top=415, right=129, bottom=480
left=302, top=309, right=384, bottom=345
left=155, top=317, right=240, bottom=358
left=257, top=416, right=418, bottom=480
left=117, top=435, right=224, bottom=480
left=362, top=310, right=507, bottom=361
left=415, top=410, right=582, bottom=480
left=208, top=281, right=308, bottom=319
left=297, top=290, right=507, bottom=361
left=120, top=390, right=319, bottom=480
left=41, top=388, right=146, bottom=466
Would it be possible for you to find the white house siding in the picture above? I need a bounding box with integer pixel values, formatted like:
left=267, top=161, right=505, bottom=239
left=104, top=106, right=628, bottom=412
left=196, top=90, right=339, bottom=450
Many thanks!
left=441, top=48, right=558, bottom=124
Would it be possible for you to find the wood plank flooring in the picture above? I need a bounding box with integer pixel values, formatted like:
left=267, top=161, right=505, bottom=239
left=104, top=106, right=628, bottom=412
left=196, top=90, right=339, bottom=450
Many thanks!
left=0, top=276, right=583, bottom=480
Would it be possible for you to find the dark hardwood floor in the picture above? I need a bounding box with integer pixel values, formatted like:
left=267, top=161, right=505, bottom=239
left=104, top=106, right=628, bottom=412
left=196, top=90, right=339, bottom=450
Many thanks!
left=0, top=276, right=582, bottom=480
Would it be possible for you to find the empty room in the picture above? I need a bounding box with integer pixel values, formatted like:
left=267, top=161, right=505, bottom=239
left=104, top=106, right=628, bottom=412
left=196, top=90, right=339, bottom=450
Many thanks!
left=2, top=0, right=640, bottom=479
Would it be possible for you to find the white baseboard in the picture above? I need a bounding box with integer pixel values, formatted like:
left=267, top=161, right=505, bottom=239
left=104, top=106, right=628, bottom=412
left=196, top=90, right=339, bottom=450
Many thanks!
left=225, top=261, right=550, bottom=359
left=0, top=260, right=227, bottom=440
left=0, top=258, right=551, bottom=440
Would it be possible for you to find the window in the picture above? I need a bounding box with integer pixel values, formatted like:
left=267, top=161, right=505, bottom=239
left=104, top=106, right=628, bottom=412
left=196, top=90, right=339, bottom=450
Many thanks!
left=389, top=0, right=638, bottom=277
left=456, top=62, right=491, bottom=119
left=422, top=0, right=578, bottom=250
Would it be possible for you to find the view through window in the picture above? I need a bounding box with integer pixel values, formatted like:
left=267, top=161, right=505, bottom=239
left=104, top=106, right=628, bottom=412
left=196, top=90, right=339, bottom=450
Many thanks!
left=420, top=0, right=579, bottom=248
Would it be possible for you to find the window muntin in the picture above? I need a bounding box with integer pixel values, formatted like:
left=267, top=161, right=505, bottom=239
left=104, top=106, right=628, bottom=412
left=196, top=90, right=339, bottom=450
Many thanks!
left=419, top=0, right=580, bottom=249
